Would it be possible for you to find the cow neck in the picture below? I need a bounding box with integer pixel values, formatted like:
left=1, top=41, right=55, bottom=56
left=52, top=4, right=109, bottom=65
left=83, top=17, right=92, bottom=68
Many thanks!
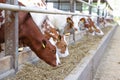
left=22, top=13, right=45, bottom=46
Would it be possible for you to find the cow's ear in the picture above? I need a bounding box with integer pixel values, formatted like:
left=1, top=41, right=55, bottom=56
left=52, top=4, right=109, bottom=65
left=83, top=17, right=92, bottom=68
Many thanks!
left=57, top=35, right=61, bottom=42
left=41, top=40, right=46, bottom=48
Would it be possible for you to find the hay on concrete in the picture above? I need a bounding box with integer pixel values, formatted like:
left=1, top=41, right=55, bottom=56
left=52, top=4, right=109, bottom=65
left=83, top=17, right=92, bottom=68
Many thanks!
left=5, top=26, right=112, bottom=80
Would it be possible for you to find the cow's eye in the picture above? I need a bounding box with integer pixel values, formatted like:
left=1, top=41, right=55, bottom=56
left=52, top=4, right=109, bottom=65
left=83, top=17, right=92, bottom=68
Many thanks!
left=52, top=49, right=56, bottom=54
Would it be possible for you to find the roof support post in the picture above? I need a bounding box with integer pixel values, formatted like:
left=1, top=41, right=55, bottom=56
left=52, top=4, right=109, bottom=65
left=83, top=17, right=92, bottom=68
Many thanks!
left=70, top=0, right=76, bottom=12
left=97, top=6, right=100, bottom=26
left=79, top=2, right=83, bottom=12
left=88, top=0, right=93, bottom=14
left=97, top=0, right=102, bottom=26
left=70, top=0, right=76, bottom=42
left=58, top=0, right=60, bottom=9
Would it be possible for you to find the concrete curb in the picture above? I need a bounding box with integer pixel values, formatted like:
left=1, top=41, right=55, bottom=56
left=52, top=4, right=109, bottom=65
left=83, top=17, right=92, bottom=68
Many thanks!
left=64, top=25, right=117, bottom=80
left=0, top=69, right=15, bottom=80
left=0, top=51, right=38, bottom=80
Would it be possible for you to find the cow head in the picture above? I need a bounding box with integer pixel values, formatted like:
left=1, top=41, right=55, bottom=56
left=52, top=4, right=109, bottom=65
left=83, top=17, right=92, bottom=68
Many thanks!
left=41, top=18, right=69, bottom=57
left=19, top=12, right=61, bottom=67
left=66, top=17, right=74, bottom=25
left=86, top=17, right=104, bottom=36
left=80, top=18, right=86, bottom=24
left=94, top=26, right=104, bottom=36
left=66, top=17, right=74, bottom=29
left=88, top=17, right=104, bottom=35
left=63, top=17, right=75, bottom=35
left=55, top=35, right=69, bottom=57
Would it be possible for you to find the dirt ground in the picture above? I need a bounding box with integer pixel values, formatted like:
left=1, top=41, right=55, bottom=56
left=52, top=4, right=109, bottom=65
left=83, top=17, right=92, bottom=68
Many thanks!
left=5, top=26, right=112, bottom=80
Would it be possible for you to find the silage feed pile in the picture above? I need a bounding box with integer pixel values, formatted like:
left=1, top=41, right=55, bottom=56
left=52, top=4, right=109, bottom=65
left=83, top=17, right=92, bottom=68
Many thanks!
left=6, top=26, right=112, bottom=80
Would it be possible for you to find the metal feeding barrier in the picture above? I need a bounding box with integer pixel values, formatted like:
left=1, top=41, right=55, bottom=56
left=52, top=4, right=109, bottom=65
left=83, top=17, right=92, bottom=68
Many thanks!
left=0, top=3, right=101, bottom=17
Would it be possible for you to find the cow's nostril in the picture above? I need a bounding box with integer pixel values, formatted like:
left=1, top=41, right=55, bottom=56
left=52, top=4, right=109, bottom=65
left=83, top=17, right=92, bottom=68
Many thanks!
left=58, top=63, right=61, bottom=65
left=52, top=49, right=56, bottom=54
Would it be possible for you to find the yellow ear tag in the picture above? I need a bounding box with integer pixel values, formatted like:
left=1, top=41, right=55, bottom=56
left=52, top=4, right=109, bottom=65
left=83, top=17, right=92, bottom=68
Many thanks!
left=42, top=43, right=46, bottom=48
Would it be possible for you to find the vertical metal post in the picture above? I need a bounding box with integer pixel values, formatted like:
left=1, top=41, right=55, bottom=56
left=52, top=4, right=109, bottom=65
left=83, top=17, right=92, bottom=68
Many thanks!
left=70, top=0, right=76, bottom=42
left=46, top=0, right=48, bottom=3
left=70, top=0, right=76, bottom=12
left=5, top=0, right=18, bottom=73
left=104, top=3, right=108, bottom=18
left=102, top=9, right=104, bottom=17
left=97, top=6, right=100, bottom=26
left=79, top=2, right=82, bottom=12
left=58, top=0, right=60, bottom=9
left=88, top=0, right=93, bottom=14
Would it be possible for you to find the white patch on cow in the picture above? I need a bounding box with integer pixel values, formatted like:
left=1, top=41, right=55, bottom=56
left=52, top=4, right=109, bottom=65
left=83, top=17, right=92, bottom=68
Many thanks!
left=46, top=19, right=54, bottom=28
left=19, top=0, right=46, bottom=8
left=56, top=51, right=61, bottom=65
left=63, top=35, right=68, bottom=45
left=47, top=8, right=70, bottom=31
left=49, top=38, right=61, bottom=65
left=41, top=27, right=46, bottom=34
left=49, top=37, right=56, bottom=46
left=0, top=10, right=5, bottom=28
left=92, top=31, right=95, bottom=36
left=57, top=47, right=69, bottom=57
left=23, top=47, right=31, bottom=51
left=95, top=26, right=104, bottom=36
left=95, top=30, right=104, bottom=36
left=30, top=13, right=47, bottom=30
left=49, top=32, right=55, bottom=36
left=18, top=0, right=47, bottom=30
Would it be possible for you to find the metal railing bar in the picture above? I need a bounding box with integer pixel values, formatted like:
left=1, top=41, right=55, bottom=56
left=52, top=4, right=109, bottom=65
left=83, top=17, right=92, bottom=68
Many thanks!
left=0, top=3, right=101, bottom=17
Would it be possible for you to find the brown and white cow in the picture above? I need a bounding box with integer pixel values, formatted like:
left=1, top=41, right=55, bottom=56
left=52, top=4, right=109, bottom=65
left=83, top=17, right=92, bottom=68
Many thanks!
left=46, top=8, right=78, bottom=42
left=41, top=17, right=69, bottom=57
left=18, top=0, right=69, bottom=57
left=64, top=17, right=75, bottom=34
left=79, top=17, right=104, bottom=36
left=0, top=1, right=60, bottom=67
left=99, top=17, right=106, bottom=27
left=46, top=9, right=75, bottom=35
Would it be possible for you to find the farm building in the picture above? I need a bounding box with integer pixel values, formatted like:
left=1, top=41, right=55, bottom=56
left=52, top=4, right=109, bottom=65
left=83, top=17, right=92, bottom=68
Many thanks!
left=0, top=0, right=120, bottom=80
